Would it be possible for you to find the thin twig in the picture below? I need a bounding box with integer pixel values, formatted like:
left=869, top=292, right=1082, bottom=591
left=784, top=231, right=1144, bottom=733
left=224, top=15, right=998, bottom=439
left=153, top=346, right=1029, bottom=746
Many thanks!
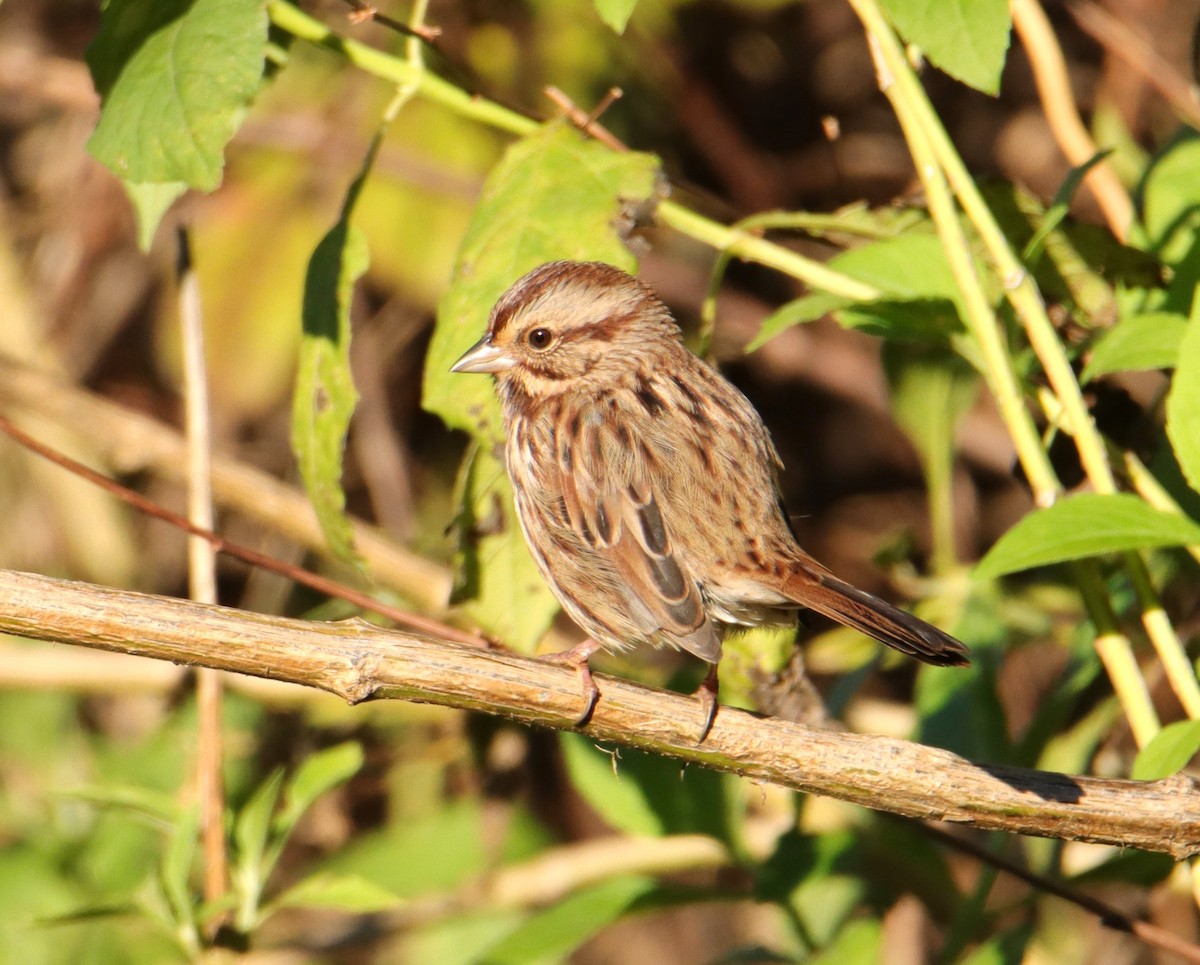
left=1010, top=0, right=1134, bottom=240
left=920, top=822, right=1200, bottom=964
left=339, top=0, right=441, bottom=44
left=0, top=414, right=485, bottom=649
left=1067, top=0, right=1200, bottom=131
left=544, top=86, right=628, bottom=151
left=0, top=354, right=451, bottom=612
left=176, top=226, right=228, bottom=913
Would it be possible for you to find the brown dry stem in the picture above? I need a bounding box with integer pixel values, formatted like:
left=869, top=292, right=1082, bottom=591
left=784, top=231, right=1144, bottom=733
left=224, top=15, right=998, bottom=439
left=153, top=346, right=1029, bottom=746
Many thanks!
left=1, top=568, right=1196, bottom=859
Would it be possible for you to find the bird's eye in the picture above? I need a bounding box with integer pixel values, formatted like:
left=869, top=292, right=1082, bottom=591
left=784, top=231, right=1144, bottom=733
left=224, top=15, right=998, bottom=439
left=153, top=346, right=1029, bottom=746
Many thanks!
left=526, top=327, right=553, bottom=350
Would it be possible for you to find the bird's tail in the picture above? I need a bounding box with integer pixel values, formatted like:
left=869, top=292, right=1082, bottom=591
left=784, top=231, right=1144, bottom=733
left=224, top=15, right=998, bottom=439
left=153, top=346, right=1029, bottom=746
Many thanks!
left=781, top=569, right=970, bottom=667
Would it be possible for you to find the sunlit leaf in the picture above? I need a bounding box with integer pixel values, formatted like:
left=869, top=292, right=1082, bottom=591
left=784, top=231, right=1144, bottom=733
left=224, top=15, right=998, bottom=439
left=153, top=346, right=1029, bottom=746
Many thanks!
left=1131, top=720, right=1200, bottom=780
left=975, top=493, right=1200, bottom=579
left=291, top=145, right=374, bottom=566
left=594, top=0, right=638, bottom=33
left=879, top=0, right=1011, bottom=94
left=86, top=0, right=265, bottom=244
left=451, top=443, right=560, bottom=653
left=1165, top=296, right=1200, bottom=494
left=560, top=733, right=736, bottom=840
left=1082, top=311, right=1186, bottom=382
left=271, top=872, right=400, bottom=913
left=276, top=742, right=364, bottom=836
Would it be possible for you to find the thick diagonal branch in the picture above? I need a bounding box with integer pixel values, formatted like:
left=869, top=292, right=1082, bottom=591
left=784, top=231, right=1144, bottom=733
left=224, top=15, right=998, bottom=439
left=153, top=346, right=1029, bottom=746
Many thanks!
left=1, top=567, right=1196, bottom=858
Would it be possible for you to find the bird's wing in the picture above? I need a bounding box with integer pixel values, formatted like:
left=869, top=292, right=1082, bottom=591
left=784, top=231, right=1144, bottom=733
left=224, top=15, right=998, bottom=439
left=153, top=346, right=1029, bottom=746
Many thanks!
left=553, top=411, right=722, bottom=663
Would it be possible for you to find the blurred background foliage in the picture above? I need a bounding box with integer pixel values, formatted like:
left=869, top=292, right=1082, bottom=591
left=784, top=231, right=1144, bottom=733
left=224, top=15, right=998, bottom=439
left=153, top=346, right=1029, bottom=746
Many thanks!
left=0, top=0, right=1198, bottom=962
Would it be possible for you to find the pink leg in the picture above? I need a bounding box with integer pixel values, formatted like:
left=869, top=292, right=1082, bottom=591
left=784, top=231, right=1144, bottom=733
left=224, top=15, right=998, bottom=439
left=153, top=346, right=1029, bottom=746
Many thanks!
left=543, top=638, right=604, bottom=726
left=694, top=664, right=720, bottom=743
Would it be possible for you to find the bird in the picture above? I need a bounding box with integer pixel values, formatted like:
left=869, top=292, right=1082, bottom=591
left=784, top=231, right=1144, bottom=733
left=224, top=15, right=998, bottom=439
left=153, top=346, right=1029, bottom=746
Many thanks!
left=451, top=260, right=969, bottom=738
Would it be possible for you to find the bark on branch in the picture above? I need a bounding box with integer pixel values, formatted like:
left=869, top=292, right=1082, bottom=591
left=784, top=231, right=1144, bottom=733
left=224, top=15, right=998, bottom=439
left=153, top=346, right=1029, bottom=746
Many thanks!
left=1, top=567, right=1196, bottom=858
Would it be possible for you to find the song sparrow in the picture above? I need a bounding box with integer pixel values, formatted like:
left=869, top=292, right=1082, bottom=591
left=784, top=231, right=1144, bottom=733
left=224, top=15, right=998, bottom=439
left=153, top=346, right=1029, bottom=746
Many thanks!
left=452, top=260, right=969, bottom=736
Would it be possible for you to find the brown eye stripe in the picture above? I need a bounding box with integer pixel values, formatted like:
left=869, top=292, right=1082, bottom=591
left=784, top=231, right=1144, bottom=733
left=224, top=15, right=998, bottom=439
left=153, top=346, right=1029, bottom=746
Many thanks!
left=558, top=319, right=619, bottom=343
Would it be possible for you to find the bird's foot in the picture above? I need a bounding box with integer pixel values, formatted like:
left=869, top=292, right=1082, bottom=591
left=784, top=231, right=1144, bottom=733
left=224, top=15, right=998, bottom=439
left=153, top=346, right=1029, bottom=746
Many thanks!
left=543, top=638, right=603, bottom=727
left=693, top=664, right=720, bottom=743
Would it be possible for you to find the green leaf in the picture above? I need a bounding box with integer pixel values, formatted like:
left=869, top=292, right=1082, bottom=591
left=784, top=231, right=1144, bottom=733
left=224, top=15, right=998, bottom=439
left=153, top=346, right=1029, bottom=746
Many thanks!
left=1023, top=151, right=1111, bottom=266
left=560, top=735, right=661, bottom=837
left=478, top=876, right=654, bottom=965
left=270, top=872, right=400, bottom=913
left=756, top=832, right=865, bottom=945
left=975, top=493, right=1200, bottom=579
left=959, top=926, right=1033, bottom=965
left=819, top=233, right=975, bottom=341
left=809, top=918, right=882, bottom=965
left=122, top=180, right=188, bottom=251
left=831, top=233, right=958, bottom=300
left=884, top=343, right=979, bottom=570
left=233, top=768, right=284, bottom=905
left=86, top=0, right=266, bottom=190
left=291, top=147, right=373, bottom=565
left=1082, top=311, right=1187, bottom=382
left=748, top=230, right=978, bottom=348
left=276, top=741, right=364, bottom=836
left=1069, top=848, right=1175, bottom=886
left=879, top=0, right=1011, bottom=95
left=452, top=444, right=560, bottom=654
left=1137, top=132, right=1200, bottom=314
left=61, top=784, right=180, bottom=826
left=1166, top=295, right=1200, bottom=494
left=1139, top=132, right=1200, bottom=266
left=1131, top=719, right=1200, bottom=780
left=422, top=120, right=660, bottom=441
left=161, top=805, right=199, bottom=930
left=559, top=733, right=736, bottom=840
left=748, top=292, right=852, bottom=351
left=318, top=800, right=487, bottom=898
left=594, top=0, right=638, bottom=33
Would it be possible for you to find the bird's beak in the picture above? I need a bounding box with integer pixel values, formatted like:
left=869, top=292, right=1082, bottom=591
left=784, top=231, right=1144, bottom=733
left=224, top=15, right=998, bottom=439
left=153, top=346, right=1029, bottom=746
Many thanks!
left=450, top=335, right=515, bottom=374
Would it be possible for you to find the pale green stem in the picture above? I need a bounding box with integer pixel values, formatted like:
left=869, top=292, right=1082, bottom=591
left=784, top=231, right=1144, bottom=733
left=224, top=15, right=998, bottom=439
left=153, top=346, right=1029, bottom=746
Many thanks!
left=657, top=201, right=880, bottom=300
left=852, top=17, right=1058, bottom=507
left=381, top=0, right=430, bottom=122
left=1119, top=449, right=1200, bottom=566
left=1073, top=562, right=1160, bottom=748
left=851, top=0, right=1166, bottom=740
left=853, top=0, right=1115, bottom=496
left=1040, top=389, right=1200, bottom=718
left=267, top=0, right=535, bottom=137
left=267, top=1, right=878, bottom=303
left=1125, top=554, right=1200, bottom=719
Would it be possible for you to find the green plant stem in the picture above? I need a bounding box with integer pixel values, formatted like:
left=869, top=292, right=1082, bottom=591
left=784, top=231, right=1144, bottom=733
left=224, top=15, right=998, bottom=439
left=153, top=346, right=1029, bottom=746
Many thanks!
left=849, top=0, right=1170, bottom=740
left=266, top=1, right=878, bottom=304
left=1073, top=563, right=1160, bottom=748
left=656, top=201, right=881, bottom=300
left=267, top=0, right=533, bottom=137
left=851, top=15, right=1057, bottom=508
left=1119, top=448, right=1200, bottom=565
left=1125, top=554, right=1200, bottom=718
left=849, top=1, right=1056, bottom=507
left=854, top=0, right=1116, bottom=498
left=1038, top=390, right=1200, bottom=719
